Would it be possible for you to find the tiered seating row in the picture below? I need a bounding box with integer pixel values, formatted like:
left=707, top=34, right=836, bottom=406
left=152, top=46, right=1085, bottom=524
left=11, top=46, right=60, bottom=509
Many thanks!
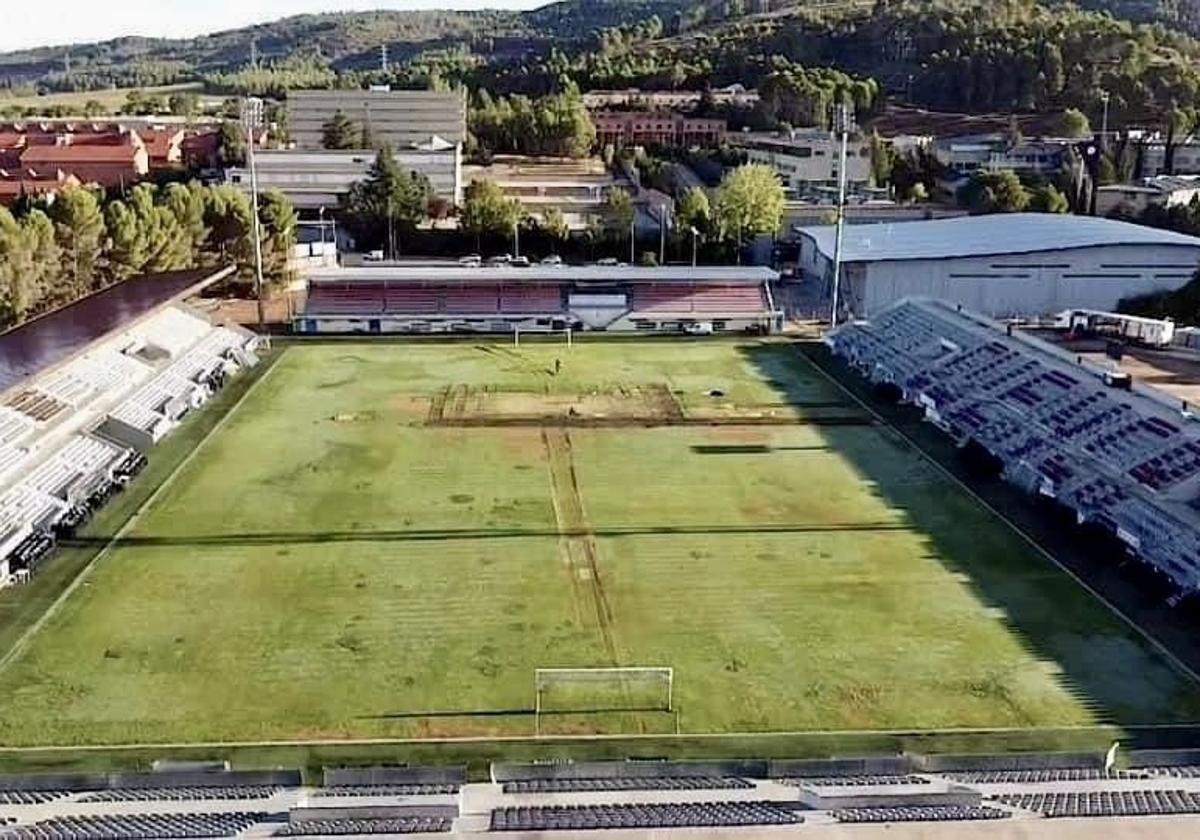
left=833, top=805, right=1009, bottom=823
left=631, top=284, right=768, bottom=314
left=502, top=776, right=752, bottom=793
left=944, top=768, right=1139, bottom=784
left=24, top=436, right=120, bottom=499
left=0, top=790, right=70, bottom=805
left=490, top=801, right=801, bottom=831
left=3, top=811, right=266, bottom=839
left=279, top=817, right=452, bottom=835
left=308, top=284, right=567, bottom=316
left=779, top=774, right=930, bottom=788
left=110, top=326, right=252, bottom=437
left=80, top=785, right=280, bottom=802
left=315, top=784, right=460, bottom=797
left=993, top=790, right=1200, bottom=817
left=0, top=407, right=33, bottom=445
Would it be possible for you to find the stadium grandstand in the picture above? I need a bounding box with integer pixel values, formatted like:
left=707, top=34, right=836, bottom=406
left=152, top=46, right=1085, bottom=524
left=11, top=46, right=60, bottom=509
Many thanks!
left=0, top=755, right=1198, bottom=836
left=295, top=266, right=782, bottom=335
left=827, top=297, right=1200, bottom=596
left=0, top=268, right=260, bottom=585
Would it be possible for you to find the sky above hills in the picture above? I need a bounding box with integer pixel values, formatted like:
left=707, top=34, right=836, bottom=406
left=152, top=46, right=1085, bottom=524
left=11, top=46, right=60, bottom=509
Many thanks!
left=4, top=0, right=546, bottom=52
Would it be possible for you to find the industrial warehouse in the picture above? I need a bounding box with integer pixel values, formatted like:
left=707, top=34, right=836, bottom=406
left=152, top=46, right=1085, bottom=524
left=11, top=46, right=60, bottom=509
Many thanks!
left=798, top=214, right=1200, bottom=319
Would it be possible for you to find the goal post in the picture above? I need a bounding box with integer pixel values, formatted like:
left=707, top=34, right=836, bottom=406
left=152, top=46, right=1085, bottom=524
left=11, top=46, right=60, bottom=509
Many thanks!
left=513, top=325, right=572, bottom=348
left=534, top=666, right=673, bottom=735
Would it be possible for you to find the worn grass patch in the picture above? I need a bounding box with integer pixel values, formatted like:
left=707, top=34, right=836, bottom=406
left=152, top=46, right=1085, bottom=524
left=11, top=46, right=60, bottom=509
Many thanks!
left=0, top=340, right=1196, bottom=746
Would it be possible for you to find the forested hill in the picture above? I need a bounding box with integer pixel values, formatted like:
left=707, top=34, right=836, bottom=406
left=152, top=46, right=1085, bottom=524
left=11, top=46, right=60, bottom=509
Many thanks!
left=0, top=0, right=702, bottom=94
left=5, top=0, right=1200, bottom=114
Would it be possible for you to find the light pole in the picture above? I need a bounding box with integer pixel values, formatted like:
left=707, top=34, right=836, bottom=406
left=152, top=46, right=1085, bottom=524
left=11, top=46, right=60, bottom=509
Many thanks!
left=514, top=218, right=520, bottom=259
left=241, top=96, right=266, bottom=331
left=629, top=213, right=636, bottom=264
left=689, top=226, right=699, bottom=267
left=830, top=102, right=851, bottom=329
left=1099, top=90, right=1110, bottom=149
left=318, top=205, right=326, bottom=254
left=659, top=204, right=667, bottom=265
left=386, top=195, right=396, bottom=260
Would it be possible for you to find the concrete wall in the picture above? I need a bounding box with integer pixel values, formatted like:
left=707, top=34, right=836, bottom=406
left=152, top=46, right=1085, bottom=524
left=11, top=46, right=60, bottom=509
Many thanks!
left=323, top=766, right=466, bottom=786
left=291, top=804, right=457, bottom=822
left=912, top=752, right=1104, bottom=772
left=491, top=760, right=767, bottom=783
left=0, top=769, right=301, bottom=792
left=768, top=757, right=913, bottom=777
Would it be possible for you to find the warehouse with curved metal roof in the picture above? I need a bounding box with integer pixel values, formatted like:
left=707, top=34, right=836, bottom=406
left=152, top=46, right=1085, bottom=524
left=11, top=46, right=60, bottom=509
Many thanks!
left=797, top=213, right=1200, bottom=318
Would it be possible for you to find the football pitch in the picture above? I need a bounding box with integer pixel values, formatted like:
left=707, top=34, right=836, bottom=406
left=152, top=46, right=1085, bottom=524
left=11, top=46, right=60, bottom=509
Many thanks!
left=0, top=338, right=1197, bottom=747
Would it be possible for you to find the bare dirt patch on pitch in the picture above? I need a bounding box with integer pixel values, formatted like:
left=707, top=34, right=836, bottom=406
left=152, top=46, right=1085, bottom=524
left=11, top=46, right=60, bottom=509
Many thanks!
left=425, top=383, right=869, bottom=428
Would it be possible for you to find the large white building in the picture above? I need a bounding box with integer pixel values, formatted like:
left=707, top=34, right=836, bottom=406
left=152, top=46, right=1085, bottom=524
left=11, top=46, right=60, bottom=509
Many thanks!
left=226, top=145, right=462, bottom=210
left=287, top=88, right=466, bottom=150
left=797, top=213, right=1200, bottom=319
left=734, top=131, right=871, bottom=197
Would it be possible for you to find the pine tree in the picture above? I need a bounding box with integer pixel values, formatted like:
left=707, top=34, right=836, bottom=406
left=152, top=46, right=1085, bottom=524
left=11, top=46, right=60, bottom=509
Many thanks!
left=49, top=184, right=106, bottom=294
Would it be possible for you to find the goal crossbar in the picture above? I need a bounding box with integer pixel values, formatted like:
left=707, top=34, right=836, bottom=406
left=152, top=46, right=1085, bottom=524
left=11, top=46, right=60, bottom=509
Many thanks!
left=534, top=667, right=674, bottom=735
left=514, top=326, right=572, bottom=347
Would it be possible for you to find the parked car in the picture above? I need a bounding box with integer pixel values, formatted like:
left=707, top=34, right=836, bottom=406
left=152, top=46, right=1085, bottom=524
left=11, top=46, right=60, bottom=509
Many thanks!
left=485, top=254, right=513, bottom=266
left=540, top=254, right=564, bottom=266
left=364, top=250, right=385, bottom=262
left=511, top=256, right=531, bottom=267
left=683, top=321, right=715, bottom=335
left=595, top=257, right=621, bottom=266
left=458, top=254, right=482, bottom=267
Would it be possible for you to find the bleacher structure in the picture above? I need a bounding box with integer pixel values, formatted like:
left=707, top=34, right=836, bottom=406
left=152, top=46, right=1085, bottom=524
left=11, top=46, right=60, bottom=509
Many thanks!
left=296, top=266, right=782, bottom=335
left=0, top=757, right=1200, bottom=834
left=827, top=297, right=1200, bottom=594
left=0, top=304, right=260, bottom=585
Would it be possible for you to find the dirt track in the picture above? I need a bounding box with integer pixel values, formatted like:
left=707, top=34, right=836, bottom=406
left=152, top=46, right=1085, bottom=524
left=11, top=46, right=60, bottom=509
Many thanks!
left=541, top=427, right=618, bottom=664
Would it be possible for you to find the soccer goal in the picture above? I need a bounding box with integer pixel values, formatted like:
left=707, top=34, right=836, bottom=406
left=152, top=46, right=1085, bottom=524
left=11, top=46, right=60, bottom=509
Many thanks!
left=534, top=667, right=674, bottom=735
left=513, top=325, right=572, bottom=347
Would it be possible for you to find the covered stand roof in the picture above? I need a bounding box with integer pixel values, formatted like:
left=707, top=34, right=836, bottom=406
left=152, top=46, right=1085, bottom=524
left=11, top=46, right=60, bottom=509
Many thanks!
left=308, top=266, right=779, bottom=285
left=0, top=268, right=229, bottom=394
left=798, top=213, right=1200, bottom=263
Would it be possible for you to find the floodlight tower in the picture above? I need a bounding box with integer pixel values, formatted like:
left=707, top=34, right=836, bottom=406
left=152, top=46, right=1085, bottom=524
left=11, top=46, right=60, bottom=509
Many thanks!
left=241, top=96, right=267, bottom=330
left=829, top=102, right=852, bottom=329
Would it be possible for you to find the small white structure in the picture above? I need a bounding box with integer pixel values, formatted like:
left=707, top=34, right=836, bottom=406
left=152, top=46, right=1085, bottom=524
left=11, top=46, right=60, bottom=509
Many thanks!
left=797, top=213, right=1200, bottom=319
left=734, top=131, right=872, bottom=195
left=1096, top=175, right=1200, bottom=217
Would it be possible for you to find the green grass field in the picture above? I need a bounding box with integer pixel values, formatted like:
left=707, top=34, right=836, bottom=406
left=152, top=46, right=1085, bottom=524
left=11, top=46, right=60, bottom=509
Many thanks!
left=0, top=83, right=218, bottom=114
left=0, top=339, right=1196, bottom=747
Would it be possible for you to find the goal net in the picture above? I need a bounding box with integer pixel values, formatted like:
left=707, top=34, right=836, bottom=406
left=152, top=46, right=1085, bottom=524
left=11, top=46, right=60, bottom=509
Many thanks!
left=534, top=667, right=673, bottom=733
left=513, top=325, right=572, bottom=347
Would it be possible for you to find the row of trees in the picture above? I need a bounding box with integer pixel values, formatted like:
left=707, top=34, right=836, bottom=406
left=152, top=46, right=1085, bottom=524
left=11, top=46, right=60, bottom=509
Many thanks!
left=0, top=182, right=296, bottom=330
left=469, top=86, right=596, bottom=158
left=956, top=171, right=1071, bottom=214
left=335, top=144, right=785, bottom=260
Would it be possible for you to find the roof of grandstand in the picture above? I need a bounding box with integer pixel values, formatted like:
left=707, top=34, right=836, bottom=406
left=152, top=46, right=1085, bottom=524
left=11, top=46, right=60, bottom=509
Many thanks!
left=798, top=213, right=1200, bottom=263
left=0, top=268, right=233, bottom=394
left=307, top=266, right=779, bottom=285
